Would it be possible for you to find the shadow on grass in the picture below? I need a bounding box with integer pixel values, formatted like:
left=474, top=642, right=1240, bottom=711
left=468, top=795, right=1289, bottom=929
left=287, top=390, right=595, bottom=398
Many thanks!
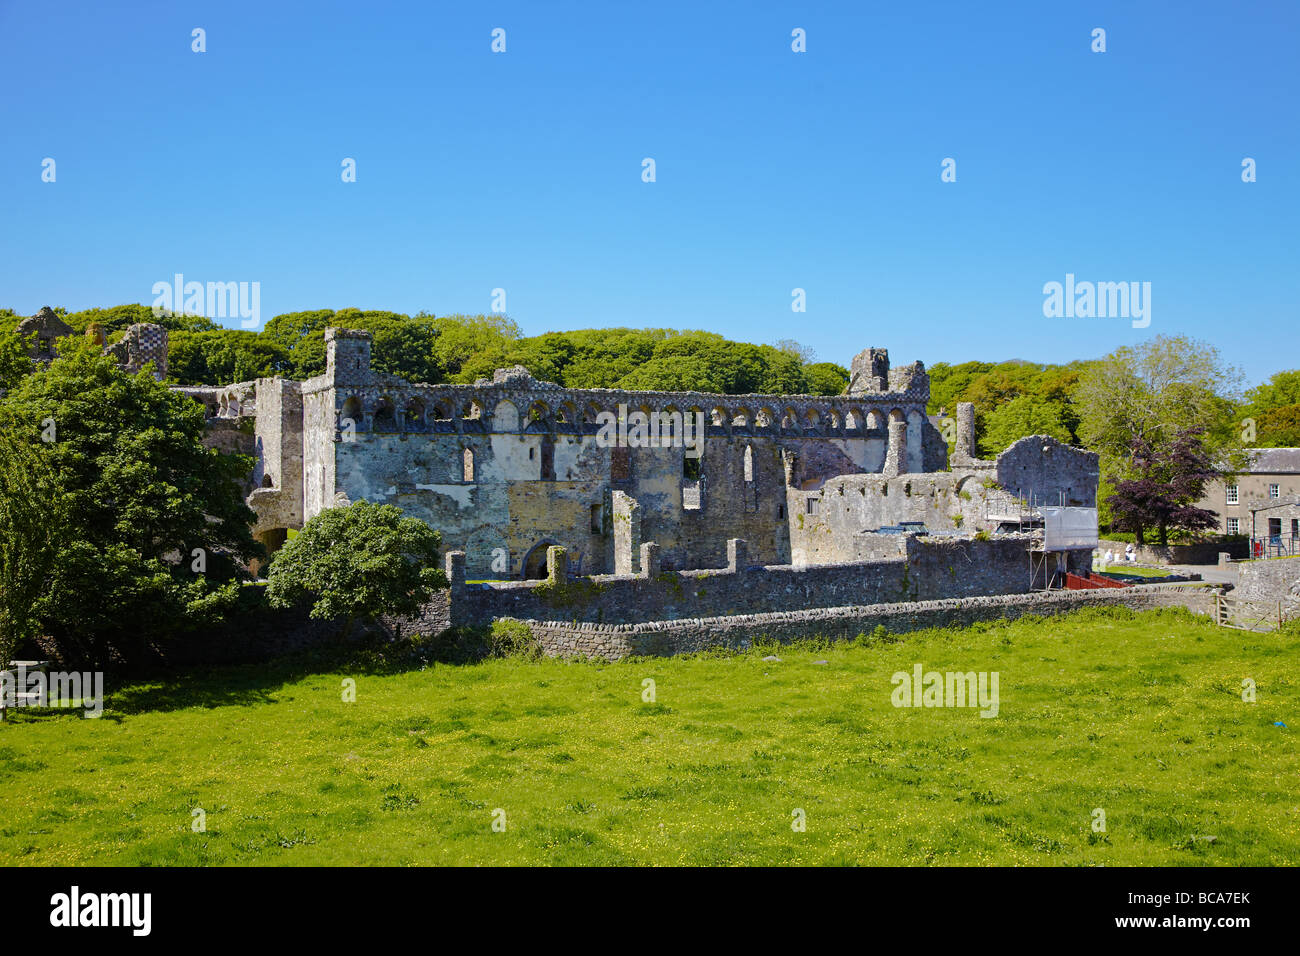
left=105, top=627, right=503, bottom=716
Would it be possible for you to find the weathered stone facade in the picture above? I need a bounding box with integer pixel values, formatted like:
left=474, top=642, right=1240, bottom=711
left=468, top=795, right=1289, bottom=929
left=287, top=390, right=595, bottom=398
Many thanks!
left=193, top=333, right=998, bottom=578
left=169, top=328, right=1109, bottom=653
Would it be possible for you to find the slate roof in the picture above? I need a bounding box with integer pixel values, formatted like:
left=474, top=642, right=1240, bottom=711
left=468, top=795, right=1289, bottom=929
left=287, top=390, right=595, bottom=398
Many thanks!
left=1244, top=448, right=1300, bottom=474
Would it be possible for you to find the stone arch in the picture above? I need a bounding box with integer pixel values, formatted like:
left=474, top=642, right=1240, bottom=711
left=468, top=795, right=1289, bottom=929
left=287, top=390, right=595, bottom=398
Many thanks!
left=527, top=400, right=552, bottom=431
left=732, top=407, right=752, bottom=431
left=492, top=399, right=519, bottom=432
left=659, top=404, right=682, bottom=443
left=755, top=406, right=776, bottom=430
left=804, top=408, right=822, bottom=432
left=781, top=407, right=801, bottom=432
left=405, top=397, right=427, bottom=432
left=372, top=397, right=398, bottom=433
left=522, top=540, right=561, bottom=580
left=340, top=396, right=363, bottom=430
left=709, top=405, right=729, bottom=428
left=461, top=399, right=484, bottom=421
left=888, top=408, right=906, bottom=424
left=828, top=409, right=842, bottom=430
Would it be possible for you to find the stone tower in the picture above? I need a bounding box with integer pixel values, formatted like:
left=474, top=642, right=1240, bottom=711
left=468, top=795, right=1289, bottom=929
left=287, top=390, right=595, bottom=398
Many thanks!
left=326, top=328, right=372, bottom=386
left=847, top=347, right=890, bottom=395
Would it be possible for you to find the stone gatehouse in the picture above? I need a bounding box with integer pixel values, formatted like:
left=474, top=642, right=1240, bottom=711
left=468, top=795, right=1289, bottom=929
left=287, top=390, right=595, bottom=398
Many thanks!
left=178, top=328, right=1101, bottom=582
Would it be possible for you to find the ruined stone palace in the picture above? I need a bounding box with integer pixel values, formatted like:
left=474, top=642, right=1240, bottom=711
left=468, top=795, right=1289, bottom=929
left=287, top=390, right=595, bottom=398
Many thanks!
left=176, top=328, right=1100, bottom=581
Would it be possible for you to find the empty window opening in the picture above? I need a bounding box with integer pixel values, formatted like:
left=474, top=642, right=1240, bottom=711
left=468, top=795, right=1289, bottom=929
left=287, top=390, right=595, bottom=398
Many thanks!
left=743, top=445, right=754, bottom=483
left=590, top=504, right=602, bottom=534
left=683, top=454, right=702, bottom=481
left=806, top=497, right=820, bottom=516
left=462, top=447, right=475, bottom=482
left=540, top=435, right=556, bottom=481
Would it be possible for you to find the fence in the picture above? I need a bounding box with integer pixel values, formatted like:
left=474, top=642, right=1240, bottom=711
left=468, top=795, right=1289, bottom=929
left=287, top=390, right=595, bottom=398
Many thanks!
left=1249, top=534, right=1299, bottom=559
left=1214, top=594, right=1291, bottom=632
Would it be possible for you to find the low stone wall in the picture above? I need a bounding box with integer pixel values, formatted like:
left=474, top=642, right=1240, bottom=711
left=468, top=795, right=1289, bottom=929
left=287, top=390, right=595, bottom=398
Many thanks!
left=512, top=584, right=1220, bottom=660
left=1098, top=538, right=1249, bottom=565
left=1233, top=555, right=1300, bottom=618
left=449, top=535, right=1086, bottom=628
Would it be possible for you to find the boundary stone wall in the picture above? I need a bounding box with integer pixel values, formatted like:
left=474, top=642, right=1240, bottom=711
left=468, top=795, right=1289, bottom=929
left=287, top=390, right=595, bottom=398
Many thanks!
left=511, top=584, right=1220, bottom=660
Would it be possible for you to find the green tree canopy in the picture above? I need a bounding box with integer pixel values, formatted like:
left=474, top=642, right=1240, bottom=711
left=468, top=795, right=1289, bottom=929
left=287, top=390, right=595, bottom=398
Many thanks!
left=265, top=500, right=447, bottom=637
left=0, top=351, right=261, bottom=666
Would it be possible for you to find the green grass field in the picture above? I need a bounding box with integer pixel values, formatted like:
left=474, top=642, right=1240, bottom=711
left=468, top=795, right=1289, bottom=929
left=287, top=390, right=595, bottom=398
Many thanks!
left=2, top=606, right=1297, bottom=866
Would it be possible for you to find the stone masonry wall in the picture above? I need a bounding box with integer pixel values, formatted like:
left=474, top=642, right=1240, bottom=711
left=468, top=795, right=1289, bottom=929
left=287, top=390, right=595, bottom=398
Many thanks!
left=447, top=534, right=1077, bottom=628
left=1234, top=555, right=1300, bottom=618
left=512, top=584, right=1220, bottom=660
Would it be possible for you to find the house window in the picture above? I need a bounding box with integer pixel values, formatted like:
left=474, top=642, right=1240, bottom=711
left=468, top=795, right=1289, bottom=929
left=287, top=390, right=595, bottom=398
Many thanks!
left=1226, top=517, right=1239, bottom=536
left=1225, top=484, right=1239, bottom=505
left=1269, top=483, right=1280, bottom=499
left=1269, top=518, right=1282, bottom=539
left=806, top=497, right=819, bottom=516
left=1292, top=519, right=1299, bottom=539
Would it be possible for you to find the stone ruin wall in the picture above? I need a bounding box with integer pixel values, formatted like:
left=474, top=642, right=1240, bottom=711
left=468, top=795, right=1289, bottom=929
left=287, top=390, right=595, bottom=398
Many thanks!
left=440, top=533, right=1098, bottom=638
left=271, top=330, right=950, bottom=578
left=172, top=328, right=1100, bottom=604
left=789, top=434, right=1101, bottom=566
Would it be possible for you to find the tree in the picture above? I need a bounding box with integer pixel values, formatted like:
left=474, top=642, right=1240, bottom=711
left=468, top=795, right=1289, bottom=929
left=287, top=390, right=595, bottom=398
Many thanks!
left=1257, top=403, right=1300, bottom=447
left=1244, top=369, right=1300, bottom=414
left=265, top=501, right=447, bottom=638
left=0, top=351, right=261, bottom=665
left=1107, top=428, right=1221, bottom=546
left=0, top=421, right=65, bottom=667
left=803, top=362, right=849, bottom=396
left=0, top=329, right=34, bottom=390
left=1074, top=335, right=1242, bottom=463
left=978, top=395, right=1074, bottom=457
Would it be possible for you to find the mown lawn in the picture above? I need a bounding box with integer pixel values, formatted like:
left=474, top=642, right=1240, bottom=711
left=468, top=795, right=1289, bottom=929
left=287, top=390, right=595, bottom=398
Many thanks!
left=2, top=606, right=1297, bottom=866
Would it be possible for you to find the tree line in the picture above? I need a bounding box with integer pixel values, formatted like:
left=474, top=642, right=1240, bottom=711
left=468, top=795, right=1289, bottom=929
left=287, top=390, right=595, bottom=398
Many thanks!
left=0, top=305, right=851, bottom=397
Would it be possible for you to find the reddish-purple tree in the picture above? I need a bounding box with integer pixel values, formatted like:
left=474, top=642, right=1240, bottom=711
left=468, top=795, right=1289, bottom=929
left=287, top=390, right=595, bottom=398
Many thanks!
left=1108, top=427, right=1221, bottom=546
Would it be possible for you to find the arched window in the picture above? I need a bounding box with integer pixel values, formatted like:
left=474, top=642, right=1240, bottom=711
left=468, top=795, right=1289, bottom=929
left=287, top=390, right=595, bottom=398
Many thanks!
left=462, top=447, right=475, bottom=482
left=743, top=445, right=754, bottom=483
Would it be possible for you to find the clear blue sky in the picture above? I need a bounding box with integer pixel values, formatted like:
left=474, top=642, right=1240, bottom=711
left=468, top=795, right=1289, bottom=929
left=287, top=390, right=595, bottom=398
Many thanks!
left=2, top=0, right=1296, bottom=386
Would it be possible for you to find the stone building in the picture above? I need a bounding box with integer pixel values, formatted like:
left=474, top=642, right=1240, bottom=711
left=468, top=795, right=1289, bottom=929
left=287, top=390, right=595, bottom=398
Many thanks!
left=182, top=328, right=1100, bottom=581
left=1197, top=447, right=1300, bottom=546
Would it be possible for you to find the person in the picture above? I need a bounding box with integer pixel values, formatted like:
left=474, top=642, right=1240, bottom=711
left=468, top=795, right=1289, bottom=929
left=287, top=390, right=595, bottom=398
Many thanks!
left=1104, top=549, right=1114, bottom=568
left=1125, top=542, right=1136, bottom=563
